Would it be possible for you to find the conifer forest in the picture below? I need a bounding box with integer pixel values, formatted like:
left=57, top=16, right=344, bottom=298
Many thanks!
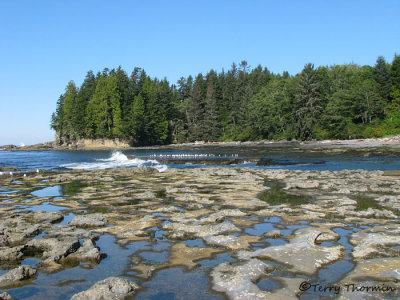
left=51, top=55, right=400, bottom=146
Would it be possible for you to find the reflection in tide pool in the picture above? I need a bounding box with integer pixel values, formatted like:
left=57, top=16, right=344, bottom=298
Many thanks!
left=135, top=267, right=224, bottom=300
left=31, top=186, right=62, bottom=198
left=7, top=235, right=150, bottom=300
left=15, top=202, right=67, bottom=213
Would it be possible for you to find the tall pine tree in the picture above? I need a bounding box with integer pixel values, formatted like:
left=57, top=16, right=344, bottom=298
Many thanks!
left=295, top=64, right=321, bottom=140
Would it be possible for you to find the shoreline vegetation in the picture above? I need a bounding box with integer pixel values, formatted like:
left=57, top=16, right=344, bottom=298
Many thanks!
left=50, top=56, right=400, bottom=147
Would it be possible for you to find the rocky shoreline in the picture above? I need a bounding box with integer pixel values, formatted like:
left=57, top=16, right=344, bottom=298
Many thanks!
left=2, top=136, right=400, bottom=153
left=0, top=166, right=400, bottom=299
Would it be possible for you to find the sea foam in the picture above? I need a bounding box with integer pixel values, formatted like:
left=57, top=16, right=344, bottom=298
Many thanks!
left=61, top=151, right=167, bottom=172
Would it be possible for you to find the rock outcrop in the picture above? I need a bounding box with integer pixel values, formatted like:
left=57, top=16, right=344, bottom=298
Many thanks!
left=70, top=277, right=139, bottom=300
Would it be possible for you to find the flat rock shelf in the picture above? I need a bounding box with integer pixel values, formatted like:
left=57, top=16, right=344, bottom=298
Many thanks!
left=0, top=167, right=400, bottom=299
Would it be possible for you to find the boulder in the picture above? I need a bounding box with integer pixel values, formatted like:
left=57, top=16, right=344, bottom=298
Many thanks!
left=26, top=237, right=80, bottom=264
left=70, top=277, right=139, bottom=300
left=32, top=211, right=64, bottom=224
left=64, top=239, right=101, bottom=263
left=199, top=209, right=246, bottom=224
left=69, top=213, right=108, bottom=227
left=0, top=265, right=36, bottom=288
left=263, top=230, right=281, bottom=238
left=0, top=246, right=24, bottom=261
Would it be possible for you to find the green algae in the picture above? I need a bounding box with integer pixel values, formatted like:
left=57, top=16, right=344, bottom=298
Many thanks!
left=21, top=246, right=43, bottom=257
left=61, top=181, right=91, bottom=196
left=155, top=189, right=167, bottom=198
left=354, top=195, right=381, bottom=211
left=86, top=206, right=108, bottom=214
left=112, top=199, right=140, bottom=206
left=259, top=180, right=310, bottom=206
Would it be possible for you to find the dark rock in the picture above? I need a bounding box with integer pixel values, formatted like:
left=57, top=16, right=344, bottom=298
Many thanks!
left=26, top=237, right=80, bottom=263
left=157, top=158, right=244, bottom=165
left=63, top=239, right=102, bottom=263
left=256, top=158, right=324, bottom=166
left=0, top=145, right=17, bottom=150
left=0, top=167, right=20, bottom=172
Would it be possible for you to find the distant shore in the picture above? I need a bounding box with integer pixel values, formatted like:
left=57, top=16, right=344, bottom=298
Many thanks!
left=2, top=136, right=400, bottom=153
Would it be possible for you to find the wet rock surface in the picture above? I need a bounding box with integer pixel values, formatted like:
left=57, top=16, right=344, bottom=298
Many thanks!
left=70, top=277, right=139, bottom=300
left=0, top=265, right=36, bottom=288
left=238, top=228, right=344, bottom=275
left=0, top=166, right=400, bottom=299
left=69, top=213, right=108, bottom=227
left=0, top=292, right=14, bottom=300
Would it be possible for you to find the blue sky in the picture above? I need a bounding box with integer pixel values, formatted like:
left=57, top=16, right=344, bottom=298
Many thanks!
left=0, top=0, right=399, bottom=145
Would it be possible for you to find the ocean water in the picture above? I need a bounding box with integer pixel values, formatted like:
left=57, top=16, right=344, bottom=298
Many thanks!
left=0, top=148, right=400, bottom=172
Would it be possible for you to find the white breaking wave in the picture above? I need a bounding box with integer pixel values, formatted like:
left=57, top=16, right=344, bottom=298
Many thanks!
left=61, top=151, right=168, bottom=172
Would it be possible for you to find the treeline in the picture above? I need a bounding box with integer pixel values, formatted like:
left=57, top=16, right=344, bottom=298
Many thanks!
left=51, top=55, right=400, bottom=145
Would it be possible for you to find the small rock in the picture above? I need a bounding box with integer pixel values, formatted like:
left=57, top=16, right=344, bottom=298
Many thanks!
left=263, top=230, right=281, bottom=238
left=69, top=213, right=108, bottom=227
left=0, top=246, right=24, bottom=261
left=0, top=265, right=36, bottom=288
left=211, top=259, right=273, bottom=299
left=32, top=211, right=64, bottom=223
left=199, top=209, right=246, bottom=224
left=64, top=239, right=101, bottom=262
left=70, top=277, right=139, bottom=300
left=26, top=237, right=80, bottom=264
left=314, top=231, right=340, bottom=244
left=0, top=292, right=14, bottom=300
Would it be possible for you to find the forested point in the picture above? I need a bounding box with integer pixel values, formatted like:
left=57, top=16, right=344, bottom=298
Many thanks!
left=51, top=55, right=400, bottom=146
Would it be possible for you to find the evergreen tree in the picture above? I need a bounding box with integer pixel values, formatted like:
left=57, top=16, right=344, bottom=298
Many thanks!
left=295, top=63, right=322, bottom=140
left=128, top=94, right=145, bottom=144
left=373, top=56, right=391, bottom=101
left=75, top=71, right=96, bottom=137
left=391, top=54, right=400, bottom=93
left=202, top=77, right=220, bottom=140
left=185, top=74, right=205, bottom=141
left=51, top=58, right=400, bottom=144
left=62, top=81, right=79, bottom=141
left=141, top=77, right=169, bottom=145
left=85, top=74, right=122, bottom=138
left=50, top=94, right=65, bottom=144
left=390, top=54, right=400, bottom=106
